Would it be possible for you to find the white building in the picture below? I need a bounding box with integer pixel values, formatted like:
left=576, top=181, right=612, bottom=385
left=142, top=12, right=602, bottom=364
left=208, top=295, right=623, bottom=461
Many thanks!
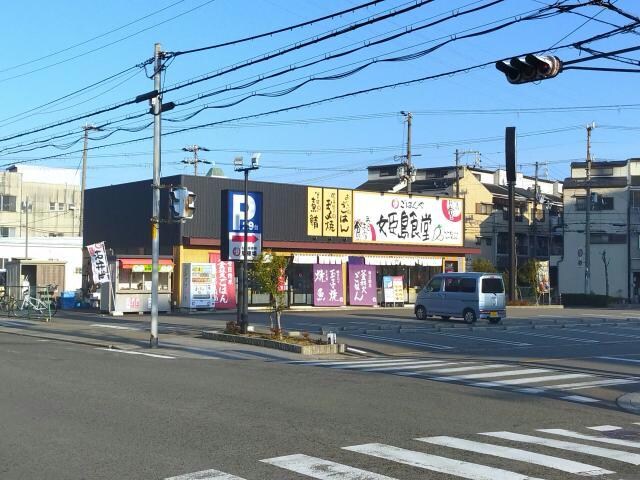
left=559, top=158, right=640, bottom=300
left=0, top=165, right=82, bottom=292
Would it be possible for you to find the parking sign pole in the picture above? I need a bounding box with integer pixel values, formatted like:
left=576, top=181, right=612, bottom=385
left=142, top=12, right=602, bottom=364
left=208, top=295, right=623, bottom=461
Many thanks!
left=241, top=169, right=249, bottom=333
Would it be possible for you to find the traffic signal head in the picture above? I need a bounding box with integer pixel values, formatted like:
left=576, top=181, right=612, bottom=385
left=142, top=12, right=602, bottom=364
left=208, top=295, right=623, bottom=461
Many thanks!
left=496, top=55, right=562, bottom=84
left=169, top=187, right=196, bottom=220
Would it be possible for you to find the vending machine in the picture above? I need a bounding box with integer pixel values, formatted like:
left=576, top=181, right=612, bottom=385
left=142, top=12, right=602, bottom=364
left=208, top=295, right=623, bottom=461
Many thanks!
left=181, top=263, right=216, bottom=310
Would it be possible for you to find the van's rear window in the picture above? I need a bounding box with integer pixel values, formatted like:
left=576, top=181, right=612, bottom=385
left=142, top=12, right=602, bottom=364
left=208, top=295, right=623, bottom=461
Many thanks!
left=482, top=278, right=504, bottom=293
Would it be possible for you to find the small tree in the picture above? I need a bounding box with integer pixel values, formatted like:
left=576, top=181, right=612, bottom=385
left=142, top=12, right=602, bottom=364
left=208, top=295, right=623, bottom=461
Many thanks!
left=250, top=251, right=290, bottom=338
left=471, top=257, right=497, bottom=273
left=518, top=259, right=539, bottom=303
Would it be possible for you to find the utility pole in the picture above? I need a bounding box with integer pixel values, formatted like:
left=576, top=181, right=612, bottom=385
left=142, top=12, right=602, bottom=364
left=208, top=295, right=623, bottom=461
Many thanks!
left=22, top=197, right=31, bottom=259
left=584, top=122, right=595, bottom=294
left=182, top=145, right=211, bottom=176
left=400, top=111, right=415, bottom=194
left=79, top=124, right=101, bottom=237
left=455, top=149, right=460, bottom=197
left=150, top=43, right=163, bottom=348
left=532, top=161, right=539, bottom=233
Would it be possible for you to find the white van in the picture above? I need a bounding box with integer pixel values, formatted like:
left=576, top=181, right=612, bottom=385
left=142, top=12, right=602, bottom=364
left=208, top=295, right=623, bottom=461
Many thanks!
left=414, top=272, right=506, bottom=324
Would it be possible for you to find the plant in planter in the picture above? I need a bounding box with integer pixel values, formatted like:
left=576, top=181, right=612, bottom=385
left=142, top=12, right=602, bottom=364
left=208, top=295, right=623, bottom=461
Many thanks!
left=250, top=251, right=290, bottom=340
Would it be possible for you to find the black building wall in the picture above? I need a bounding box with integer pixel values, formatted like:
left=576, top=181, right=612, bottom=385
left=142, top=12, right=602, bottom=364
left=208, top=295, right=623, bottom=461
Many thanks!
left=84, top=174, right=330, bottom=254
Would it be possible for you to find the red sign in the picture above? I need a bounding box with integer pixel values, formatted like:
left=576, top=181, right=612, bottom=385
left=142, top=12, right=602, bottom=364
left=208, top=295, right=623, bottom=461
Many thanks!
left=209, top=253, right=237, bottom=309
left=277, top=268, right=286, bottom=293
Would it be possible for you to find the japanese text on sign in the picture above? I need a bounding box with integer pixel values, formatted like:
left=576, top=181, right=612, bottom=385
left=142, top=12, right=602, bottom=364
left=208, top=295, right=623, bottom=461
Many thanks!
left=307, top=187, right=323, bottom=236
left=313, top=264, right=344, bottom=307
left=87, top=241, right=111, bottom=284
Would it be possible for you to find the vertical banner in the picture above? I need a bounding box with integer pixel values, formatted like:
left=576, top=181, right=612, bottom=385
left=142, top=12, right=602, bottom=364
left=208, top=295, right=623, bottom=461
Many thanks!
left=322, top=188, right=338, bottom=237
left=86, top=242, right=110, bottom=284
left=313, top=264, right=344, bottom=307
left=307, top=187, right=323, bottom=236
left=337, top=189, right=353, bottom=238
left=349, top=264, right=377, bottom=306
left=209, top=253, right=237, bottom=309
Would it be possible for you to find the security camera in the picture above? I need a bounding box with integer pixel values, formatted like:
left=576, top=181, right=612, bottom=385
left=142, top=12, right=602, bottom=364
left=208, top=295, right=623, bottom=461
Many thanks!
left=251, top=152, right=261, bottom=167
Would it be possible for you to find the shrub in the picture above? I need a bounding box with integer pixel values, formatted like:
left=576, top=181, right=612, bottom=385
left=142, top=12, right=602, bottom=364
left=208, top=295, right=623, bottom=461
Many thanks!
left=561, top=293, right=611, bottom=307
left=225, top=321, right=241, bottom=334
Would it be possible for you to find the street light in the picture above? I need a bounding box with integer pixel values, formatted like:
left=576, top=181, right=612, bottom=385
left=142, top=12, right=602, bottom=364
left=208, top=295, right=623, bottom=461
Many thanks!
left=234, top=153, right=261, bottom=334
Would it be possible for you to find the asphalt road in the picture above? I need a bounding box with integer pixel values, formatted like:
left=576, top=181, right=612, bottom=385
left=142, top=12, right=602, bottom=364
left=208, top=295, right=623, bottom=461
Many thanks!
left=1, top=333, right=640, bottom=480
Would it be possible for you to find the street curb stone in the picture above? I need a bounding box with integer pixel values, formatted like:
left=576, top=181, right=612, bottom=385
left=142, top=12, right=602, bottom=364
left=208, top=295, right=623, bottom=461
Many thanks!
left=201, top=330, right=346, bottom=355
left=617, top=392, right=640, bottom=414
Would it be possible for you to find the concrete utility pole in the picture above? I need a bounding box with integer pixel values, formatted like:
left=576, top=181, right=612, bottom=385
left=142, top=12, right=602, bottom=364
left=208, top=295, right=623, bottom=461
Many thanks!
left=400, top=111, right=414, bottom=194
left=584, top=122, right=595, bottom=294
left=22, top=197, right=31, bottom=259
left=182, top=145, right=211, bottom=176
left=532, top=161, right=539, bottom=236
left=79, top=124, right=101, bottom=238
left=150, top=43, right=163, bottom=348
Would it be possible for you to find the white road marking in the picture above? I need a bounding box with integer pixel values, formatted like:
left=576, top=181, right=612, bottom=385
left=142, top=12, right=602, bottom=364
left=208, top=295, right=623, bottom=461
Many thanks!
left=481, top=431, right=640, bottom=465
left=365, top=361, right=458, bottom=372
left=588, top=425, right=622, bottom=432
left=434, top=368, right=552, bottom=381
left=427, top=364, right=507, bottom=374
left=95, top=348, right=175, bottom=359
left=516, top=387, right=545, bottom=394
left=431, top=331, right=532, bottom=346
left=538, top=429, right=640, bottom=449
left=552, top=378, right=639, bottom=391
left=261, top=453, right=397, bottom=479
left=335, top=360, right=449, bottom=370
left=345, top=347, right=368, bottom=354
left=561, top=395, right=601, bottom=403
left=344, top=443, right=546, bottom=480
left=90, top=323, right=140, bottom=330
left=568, top=328, right=640, bottom=340
left=474, top=373, right=590, bottom=387
left=596, top=356, right=640, bottom=364
left=290, top=358, right=426, bottom=366
left=417, top=435, right=613, bottom=476
left=349, top=333, right=454, bottom=350
left=165, top=469, right=246, bottom=479
left=504, top=331, right=599, bottom=343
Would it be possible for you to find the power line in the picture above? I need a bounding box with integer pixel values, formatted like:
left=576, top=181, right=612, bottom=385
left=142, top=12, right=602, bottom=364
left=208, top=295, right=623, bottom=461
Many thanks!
left=169, top=0, right=386, bottom=56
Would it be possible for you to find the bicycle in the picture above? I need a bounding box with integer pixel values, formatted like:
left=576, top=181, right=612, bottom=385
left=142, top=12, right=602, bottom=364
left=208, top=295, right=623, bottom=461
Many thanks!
left=17, top=291, right=57, bottom=321
left=0, top=294, right=16, bottom=316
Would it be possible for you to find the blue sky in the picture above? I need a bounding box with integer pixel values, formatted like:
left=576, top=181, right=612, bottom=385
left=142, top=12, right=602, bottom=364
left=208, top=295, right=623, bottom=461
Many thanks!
left=0, top=0, right=638, bottom=189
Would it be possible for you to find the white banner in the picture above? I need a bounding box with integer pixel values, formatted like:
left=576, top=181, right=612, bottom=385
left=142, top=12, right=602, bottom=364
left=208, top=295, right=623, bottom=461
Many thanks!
left=352, top=192, right=463, bottom=246
left=87, top=242, right=110, bottom=284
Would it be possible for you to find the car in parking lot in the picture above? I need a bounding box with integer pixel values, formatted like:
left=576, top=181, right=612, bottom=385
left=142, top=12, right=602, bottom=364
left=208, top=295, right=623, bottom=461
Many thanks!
left=414, top=272, right=506, bottom=324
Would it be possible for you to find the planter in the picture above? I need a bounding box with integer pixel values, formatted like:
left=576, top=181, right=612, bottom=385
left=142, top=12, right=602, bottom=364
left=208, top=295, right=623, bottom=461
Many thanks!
left=201, top=331, right=346, bottom=355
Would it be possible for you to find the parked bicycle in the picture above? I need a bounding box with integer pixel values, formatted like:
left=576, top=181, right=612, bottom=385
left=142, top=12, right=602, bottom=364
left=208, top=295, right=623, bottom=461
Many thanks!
left=16, top=283, right=58, bottom=320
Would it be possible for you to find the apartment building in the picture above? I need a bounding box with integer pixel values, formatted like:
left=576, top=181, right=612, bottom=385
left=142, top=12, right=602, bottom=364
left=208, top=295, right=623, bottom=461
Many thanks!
left=359, top=164, right=563, bottom=285
left=559, top=158, right=640, bottom=301
left=0, top=165, right=82, bottom=290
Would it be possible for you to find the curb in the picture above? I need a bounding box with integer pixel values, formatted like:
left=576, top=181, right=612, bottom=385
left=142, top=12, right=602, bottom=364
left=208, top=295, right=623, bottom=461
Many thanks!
left=202, top=330, right=346, bottom=355
left=617, top=392, right=640, bottom=414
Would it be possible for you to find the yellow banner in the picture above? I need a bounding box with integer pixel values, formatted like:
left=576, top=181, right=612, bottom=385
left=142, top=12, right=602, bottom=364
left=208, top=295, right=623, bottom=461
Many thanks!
left=307, top=187, right=323, bottom=236
left=321, top=188, right=338, bottom=236
left=337, top=189, right=353, bottom=238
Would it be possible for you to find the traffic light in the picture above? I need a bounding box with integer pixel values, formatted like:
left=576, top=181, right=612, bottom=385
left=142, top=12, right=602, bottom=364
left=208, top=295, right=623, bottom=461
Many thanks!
left=169, top=187, right=196, bottom=220
left=496, top=54, right=562, bottom=84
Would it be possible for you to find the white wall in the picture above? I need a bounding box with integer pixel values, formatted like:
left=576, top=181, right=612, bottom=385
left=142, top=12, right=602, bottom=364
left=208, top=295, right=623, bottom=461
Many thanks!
left=0, top=236, right=82, bottom=291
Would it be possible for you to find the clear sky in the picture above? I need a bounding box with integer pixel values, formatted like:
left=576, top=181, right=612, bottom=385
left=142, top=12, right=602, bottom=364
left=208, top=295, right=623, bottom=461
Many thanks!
left=0, top=0, right=638, bottom=189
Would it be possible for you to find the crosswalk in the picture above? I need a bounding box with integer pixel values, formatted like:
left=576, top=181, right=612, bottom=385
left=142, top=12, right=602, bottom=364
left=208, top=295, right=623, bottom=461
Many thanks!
left=288, top=357, right=640, bottom=402
left=165, top=422, right=640, bottom=479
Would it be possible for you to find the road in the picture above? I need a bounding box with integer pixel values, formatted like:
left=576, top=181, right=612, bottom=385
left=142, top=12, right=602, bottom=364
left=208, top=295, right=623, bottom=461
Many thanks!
left=1, top=332, right=640, bottom=480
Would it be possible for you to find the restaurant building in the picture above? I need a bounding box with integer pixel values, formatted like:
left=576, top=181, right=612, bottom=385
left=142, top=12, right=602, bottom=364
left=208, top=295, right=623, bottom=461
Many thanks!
left=84, top=175, right=478, bottom=310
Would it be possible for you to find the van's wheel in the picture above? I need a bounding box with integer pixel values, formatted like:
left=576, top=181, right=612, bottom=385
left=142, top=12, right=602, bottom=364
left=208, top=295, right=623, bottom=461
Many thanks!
left=463, top=309, right=477, bottom=324
left=415, top=305, right=428, bottom=320
left=489, top=317, right=501, bottom=324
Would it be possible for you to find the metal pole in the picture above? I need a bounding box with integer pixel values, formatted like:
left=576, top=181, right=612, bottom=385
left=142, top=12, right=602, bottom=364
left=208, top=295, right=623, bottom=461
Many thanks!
left=455, top=149, right=460, bottom=197
left=79, top=125, right=89, bottom=238
left=584, top=124, right=594, bottom=294
left=25, top=197, right=29, bottom=259
left=241, top=169, right=249, bottom=333
left=406, top=112, right=412, bottom=194
left=508, top=181, right=516, bottom=300
left=150, top=43, right=162, bottom=348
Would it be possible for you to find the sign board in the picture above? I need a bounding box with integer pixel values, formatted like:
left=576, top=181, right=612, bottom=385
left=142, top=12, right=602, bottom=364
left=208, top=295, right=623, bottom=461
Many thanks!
left=349, top=264, right=377, bottom=306
left=131, top=264, right=173, bottom=273
left=87, top=242, right=110, bottom=284
left=222, top=190, right=263, bottom=261
left=536, top=260, right=550, bottom=294
left=209, top=253, right=237, bottom=309
left=352, top=192, right=463, bottom=246
left=313, top=264, right=344, bottom=306
left=181, top=263, right=216, bottom=309
left=306, top=187, right=353, bottom=238
left=383, top=275, right=404, bottom=304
